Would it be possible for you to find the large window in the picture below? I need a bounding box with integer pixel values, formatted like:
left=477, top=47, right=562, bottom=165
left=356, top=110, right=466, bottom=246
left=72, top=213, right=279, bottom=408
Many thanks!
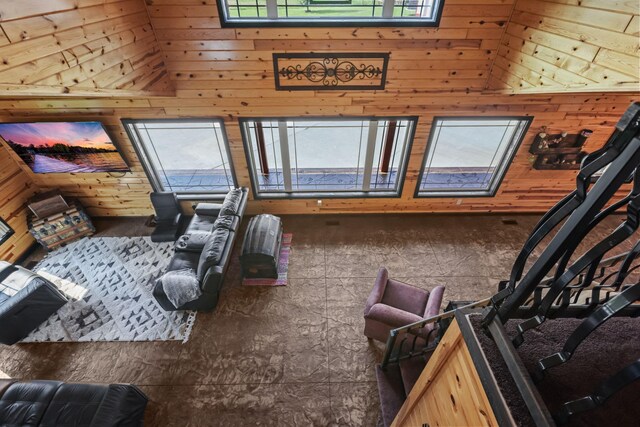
left=416, top=117, right=531, bottom=197
left=218, top=0, right=443, bottom=27
left=123, top=119, right=237, bottom=196
left=241, top=117, right=416, bottom=198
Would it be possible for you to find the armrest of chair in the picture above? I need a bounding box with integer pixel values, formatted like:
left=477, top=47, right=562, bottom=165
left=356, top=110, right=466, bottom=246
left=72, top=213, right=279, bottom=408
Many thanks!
left=0, top=279, right=67, bottom=345
left=0, top=279, right=65, bottom=316
left=364, top=267, right=389, bottom=315
left=365, top=303, right=423, bottom=328
left=90, top=384, right=148, bottom=427
left=423, top=285, right=445, bottom=330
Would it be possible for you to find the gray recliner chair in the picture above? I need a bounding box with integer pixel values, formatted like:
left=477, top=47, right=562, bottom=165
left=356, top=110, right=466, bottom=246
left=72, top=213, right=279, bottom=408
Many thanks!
left=0, top=261, right=67, bottom=345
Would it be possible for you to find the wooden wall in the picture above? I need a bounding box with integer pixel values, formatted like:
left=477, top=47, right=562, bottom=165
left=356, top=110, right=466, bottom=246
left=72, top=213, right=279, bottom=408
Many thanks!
left=0, top=144, right=38, bottom=262
left=392, top=319, right=500, bottom=426
left=2, top=90, right=635, bottom=218
left=487, top=0, right=640, bottom=92
left=0, top=0, right=174, bottom=96
left=0, top=0, right=638, bottom=261
left=150, top=0, right=512, bottom=94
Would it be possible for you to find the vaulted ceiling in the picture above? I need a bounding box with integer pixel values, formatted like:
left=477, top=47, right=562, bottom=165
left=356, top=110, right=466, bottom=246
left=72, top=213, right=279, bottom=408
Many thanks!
left=0, top=0, right=637, bottom=98
left=487, top=0, right=639, bottom=93
left=0, top=0, right=174, bottom=97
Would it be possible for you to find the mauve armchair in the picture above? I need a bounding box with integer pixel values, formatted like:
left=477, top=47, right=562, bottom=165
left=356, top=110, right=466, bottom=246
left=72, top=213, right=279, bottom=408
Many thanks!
left=363, top=267, right=445, bottom=343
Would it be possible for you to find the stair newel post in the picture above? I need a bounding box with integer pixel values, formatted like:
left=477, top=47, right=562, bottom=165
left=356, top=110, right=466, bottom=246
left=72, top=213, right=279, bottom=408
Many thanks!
left=381, top=329, right=399, bottom=369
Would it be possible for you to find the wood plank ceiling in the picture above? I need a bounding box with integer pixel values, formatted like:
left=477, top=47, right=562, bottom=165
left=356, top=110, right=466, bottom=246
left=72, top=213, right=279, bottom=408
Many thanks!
left=0, top=0, right=174, bottom=96
left=487, top=0, right=640, bottom=93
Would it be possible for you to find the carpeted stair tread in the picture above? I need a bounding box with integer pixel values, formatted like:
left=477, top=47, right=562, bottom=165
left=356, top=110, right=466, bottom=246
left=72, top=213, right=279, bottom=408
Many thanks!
left=375, top=364, right=406, bottom=427
left=398, top=355, right=428, bottom=396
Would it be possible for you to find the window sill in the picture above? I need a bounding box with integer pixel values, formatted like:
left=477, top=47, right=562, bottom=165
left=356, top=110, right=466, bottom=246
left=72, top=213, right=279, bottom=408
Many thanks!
left=252, top=191, right=401, bottom=200
left=414, top=191, right=497, bottom=198
left=219, top=18, right=440, bottom=28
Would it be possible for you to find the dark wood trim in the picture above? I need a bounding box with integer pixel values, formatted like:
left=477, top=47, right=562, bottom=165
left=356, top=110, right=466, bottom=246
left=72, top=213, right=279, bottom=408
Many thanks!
left=455, top=310, right=519, bottom=427
left=380, top=120, right=397, bottom=173
left=255, top=122, right=270, bottom=175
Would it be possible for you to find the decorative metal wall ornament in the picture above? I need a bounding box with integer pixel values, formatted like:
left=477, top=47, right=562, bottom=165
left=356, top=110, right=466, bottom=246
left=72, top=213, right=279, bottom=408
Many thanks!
left=273, top=53, right=389, bottom=91
left=528, top=128, right=593, bottom=170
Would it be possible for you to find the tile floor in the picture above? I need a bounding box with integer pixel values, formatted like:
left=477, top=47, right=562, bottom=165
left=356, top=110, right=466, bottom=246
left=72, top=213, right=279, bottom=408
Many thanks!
left=0, top=213, right=630, bottom=426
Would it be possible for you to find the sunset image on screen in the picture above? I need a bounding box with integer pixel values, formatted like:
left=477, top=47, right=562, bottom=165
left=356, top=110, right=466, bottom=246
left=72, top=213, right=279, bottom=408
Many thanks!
left=0, top=122, right=129, bottom=173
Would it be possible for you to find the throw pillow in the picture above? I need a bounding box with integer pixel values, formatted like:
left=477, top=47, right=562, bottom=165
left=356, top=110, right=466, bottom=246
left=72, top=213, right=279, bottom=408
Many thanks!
left=160, top=268, right=202, bottom=308
left=220, top=188, right=243, bottom=216
left=197, top=228, right=230, bottom=281
left=213, top=214, right=235, bottom=230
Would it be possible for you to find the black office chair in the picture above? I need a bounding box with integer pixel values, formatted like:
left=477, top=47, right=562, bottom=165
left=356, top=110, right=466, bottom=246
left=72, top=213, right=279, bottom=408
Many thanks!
left=150, top=192, right=185, bottom=242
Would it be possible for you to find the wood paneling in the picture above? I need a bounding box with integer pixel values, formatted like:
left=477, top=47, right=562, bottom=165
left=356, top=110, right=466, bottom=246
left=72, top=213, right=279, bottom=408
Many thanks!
left=0, top=145, right=38, bottom=262
left=0, top=116, right=156, bottom=220
left=0, top=92, right=635, bottom=218
left=0, top=0, right=174, bottom=97
left=151, top=0, right=512, bottom=92
left=392, top=319, right=500, bottom=426
left=487, top=0, right=640, bottom=93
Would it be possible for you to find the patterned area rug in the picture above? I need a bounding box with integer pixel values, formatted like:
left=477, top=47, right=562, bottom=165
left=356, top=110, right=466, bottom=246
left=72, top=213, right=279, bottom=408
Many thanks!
left=22, top=236, right=196, bottom=343
left=242, top=233, right=292, bottom=287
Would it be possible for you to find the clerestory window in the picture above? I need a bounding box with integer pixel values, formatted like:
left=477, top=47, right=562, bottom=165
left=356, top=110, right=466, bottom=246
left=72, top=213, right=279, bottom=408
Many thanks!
left=217, top=0, right=444, bottom=27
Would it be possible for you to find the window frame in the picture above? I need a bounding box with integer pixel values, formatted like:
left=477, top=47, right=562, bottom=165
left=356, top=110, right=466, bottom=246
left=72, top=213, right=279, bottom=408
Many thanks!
left=414, top=116, right=533, bottom=198
left=0, top=217, right=14, bottom=246
left=239, top=116, right=418, bottom=199
left=216, top=0, right=445, bottom=28
left=122, top=118, right=238, bottom=200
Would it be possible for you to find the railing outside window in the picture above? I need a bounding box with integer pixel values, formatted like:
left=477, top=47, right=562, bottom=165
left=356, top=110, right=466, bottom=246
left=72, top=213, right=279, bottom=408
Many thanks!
left=241, top=117, right=416, bottom=198
left=416, top=117, right=532, bottom=198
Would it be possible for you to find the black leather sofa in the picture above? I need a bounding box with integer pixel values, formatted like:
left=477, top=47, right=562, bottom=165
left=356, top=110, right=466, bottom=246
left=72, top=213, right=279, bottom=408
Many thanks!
left=0, top=379, right=148, bottom=426
left=0, top=261, right=68, bottom=345
left=153, top=187, right=248, bottom=312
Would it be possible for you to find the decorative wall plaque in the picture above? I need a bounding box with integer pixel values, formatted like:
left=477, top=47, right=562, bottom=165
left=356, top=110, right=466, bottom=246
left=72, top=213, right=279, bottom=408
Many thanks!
left=273, top=53, right=389, bottom=91
left=529, top=128, right=592, bottom=170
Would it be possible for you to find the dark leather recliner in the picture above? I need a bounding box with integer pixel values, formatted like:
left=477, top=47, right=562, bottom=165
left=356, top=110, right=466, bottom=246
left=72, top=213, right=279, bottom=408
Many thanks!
left=150, top=192, right=186, bottom=242
left=153, top=188, right=248, bottom=312
left=0, top=379, right=148, bottom=426
left=0, top=261, right=68, bottom=345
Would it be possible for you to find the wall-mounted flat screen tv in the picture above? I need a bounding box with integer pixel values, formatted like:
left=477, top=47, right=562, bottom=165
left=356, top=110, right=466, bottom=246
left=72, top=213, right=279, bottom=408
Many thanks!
left=0, top=121, right=130, bottom=173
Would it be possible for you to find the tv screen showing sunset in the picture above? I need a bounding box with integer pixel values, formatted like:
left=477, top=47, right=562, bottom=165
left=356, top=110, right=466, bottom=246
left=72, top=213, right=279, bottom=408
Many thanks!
left=0, top=121, right=129, bottom=174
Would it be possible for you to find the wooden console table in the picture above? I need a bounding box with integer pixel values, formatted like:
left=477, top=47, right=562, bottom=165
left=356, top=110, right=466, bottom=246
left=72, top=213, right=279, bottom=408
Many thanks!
left=28, top=201, right=95, bottom=251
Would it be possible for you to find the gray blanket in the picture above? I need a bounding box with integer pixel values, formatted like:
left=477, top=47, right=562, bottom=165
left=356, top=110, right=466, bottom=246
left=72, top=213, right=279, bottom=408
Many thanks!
left=160, top=268, right=202, bottom=308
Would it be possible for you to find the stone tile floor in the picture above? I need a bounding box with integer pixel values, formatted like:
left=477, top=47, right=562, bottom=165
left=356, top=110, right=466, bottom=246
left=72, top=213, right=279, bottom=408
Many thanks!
left=0, top=213, right=630, bottom=426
